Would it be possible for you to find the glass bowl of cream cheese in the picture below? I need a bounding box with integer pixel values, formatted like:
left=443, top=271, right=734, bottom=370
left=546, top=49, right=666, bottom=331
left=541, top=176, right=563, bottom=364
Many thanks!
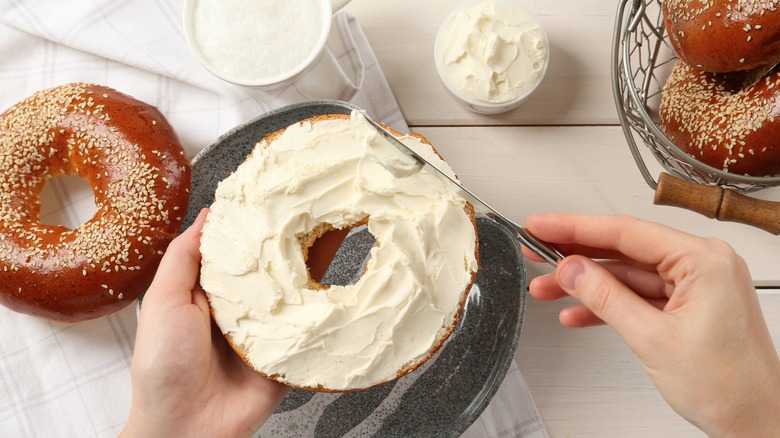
left=434, top=0, right=550, bottom=114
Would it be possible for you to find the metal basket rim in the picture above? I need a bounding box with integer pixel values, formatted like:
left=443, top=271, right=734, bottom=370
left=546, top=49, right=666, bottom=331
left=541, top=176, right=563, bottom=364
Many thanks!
left=612, top=0, right=780, bottom=188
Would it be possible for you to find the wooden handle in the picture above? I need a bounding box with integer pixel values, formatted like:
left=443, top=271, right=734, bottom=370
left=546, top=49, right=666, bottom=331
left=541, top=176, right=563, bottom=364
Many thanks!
left=654, top=172, right=780, bottom=235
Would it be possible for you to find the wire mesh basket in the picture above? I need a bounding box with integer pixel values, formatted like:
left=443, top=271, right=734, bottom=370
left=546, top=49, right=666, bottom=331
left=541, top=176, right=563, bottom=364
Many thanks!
left=611, top=0, right=780, bottom=194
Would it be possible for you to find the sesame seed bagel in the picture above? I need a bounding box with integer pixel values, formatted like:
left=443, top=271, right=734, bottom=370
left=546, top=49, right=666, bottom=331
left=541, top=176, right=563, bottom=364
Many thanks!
left=0, top=83, right=191, bottom=322
left=660, top=60, right=780, bottom=176
left=663, top=0, right=780, bottom=73
left=200, top=112, right=479, bottom=391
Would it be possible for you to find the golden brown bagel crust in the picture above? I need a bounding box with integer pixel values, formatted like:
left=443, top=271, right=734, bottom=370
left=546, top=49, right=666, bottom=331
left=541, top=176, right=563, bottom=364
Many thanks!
left=660, top=61, right=780, bottom=176
left=663, top=0, right=780, bottom=72
left=0, top=83, right=191, bottom=322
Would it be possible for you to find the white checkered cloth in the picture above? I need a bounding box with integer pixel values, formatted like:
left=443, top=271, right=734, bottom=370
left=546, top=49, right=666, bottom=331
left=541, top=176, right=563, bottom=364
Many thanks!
left=0, top=1, right=547, bottom=437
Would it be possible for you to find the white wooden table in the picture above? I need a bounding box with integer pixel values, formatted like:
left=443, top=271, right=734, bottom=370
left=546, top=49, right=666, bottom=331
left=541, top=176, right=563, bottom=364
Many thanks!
left=345, top=0, right=780, bottom=436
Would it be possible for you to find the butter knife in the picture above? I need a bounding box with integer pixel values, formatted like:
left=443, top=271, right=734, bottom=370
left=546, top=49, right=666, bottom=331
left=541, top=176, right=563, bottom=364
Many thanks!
left=361, top=113, right=565, bottom=267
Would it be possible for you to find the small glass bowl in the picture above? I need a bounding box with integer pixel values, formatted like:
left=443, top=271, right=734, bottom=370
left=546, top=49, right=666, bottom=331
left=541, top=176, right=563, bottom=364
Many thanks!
left=434, top=0, right=550, bottom=114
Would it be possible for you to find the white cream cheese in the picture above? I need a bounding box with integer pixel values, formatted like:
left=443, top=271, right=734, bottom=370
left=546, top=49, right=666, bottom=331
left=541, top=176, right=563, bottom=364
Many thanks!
left=190, top=0, right=328, bottom=83
left=199, top=112, right=478, bottom=391
left=437, top=0, right=547, bottom=103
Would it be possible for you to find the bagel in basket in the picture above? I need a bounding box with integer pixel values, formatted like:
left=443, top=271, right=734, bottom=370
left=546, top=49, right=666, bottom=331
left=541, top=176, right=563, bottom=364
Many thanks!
left=663, top=0, right=780, bottom=73
left=660, top=60, right=780, bottom=176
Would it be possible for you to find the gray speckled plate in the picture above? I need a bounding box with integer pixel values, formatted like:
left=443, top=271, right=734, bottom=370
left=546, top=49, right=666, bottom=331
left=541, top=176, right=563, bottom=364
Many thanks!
left=182, top=101, right=527, bottom=438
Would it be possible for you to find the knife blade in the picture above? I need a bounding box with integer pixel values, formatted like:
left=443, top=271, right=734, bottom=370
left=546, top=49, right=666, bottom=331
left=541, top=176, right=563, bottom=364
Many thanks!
left=361, top=112, right=564, bottom=267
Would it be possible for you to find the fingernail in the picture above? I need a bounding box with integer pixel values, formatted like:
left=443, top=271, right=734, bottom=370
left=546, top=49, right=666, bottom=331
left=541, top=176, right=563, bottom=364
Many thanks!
left=558, top=259, right=585, bottom=290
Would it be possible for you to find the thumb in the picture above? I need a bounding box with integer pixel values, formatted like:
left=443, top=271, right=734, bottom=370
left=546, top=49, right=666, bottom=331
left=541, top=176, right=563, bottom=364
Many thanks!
left=556, top=255, right=657, bottom=341
left=143, top=208, right=209, bottom=311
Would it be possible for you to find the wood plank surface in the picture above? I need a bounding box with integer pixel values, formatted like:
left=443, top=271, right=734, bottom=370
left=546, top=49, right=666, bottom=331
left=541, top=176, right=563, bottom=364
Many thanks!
left=342, top=1, right=780, bottom=436
left=412, top=126, right=780, bottom=287
left=517, top=293, right=780, bottom=437
left=345, top=0, right=622, bottom=126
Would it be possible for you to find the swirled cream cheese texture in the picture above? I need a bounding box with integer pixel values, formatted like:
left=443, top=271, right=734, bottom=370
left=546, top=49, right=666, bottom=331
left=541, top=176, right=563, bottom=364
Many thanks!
left=199, top=112, right=478, bottom=390
left=437, top=1, right=547, bottom=103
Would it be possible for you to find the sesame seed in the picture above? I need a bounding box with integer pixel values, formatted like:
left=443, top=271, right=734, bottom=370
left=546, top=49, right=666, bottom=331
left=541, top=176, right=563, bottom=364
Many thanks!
left=0, top=82, right=190, bottom=315
left=660, top=60, right=778, bottom=174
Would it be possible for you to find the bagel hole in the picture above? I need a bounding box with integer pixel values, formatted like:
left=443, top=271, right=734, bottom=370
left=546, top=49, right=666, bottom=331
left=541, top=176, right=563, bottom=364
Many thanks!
left=307, top=224, right=376, bottom=287
left=39, top=174, right=97, bottom=229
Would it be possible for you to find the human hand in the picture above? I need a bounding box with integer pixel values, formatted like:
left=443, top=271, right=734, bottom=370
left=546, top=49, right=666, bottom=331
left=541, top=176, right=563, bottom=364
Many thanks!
left=523, top=214, right=780, bottom=437
left=120, top=209, right=289, bottom=438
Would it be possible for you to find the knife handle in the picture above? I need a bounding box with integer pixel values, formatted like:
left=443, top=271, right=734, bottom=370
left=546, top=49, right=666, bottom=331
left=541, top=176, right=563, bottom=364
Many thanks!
left=489, top=214, right=565, bottom=266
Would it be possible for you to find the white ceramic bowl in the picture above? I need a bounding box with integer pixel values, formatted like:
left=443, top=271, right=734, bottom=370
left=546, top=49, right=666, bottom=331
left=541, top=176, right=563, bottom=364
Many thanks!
left=182, top=0, right=332, bottom=89
left=434, top=0, right=550, bottom=114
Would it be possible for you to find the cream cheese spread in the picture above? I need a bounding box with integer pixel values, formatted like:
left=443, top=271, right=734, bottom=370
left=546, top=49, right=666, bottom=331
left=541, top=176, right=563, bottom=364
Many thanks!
left=437, top=0, right=547, bottom=103
left=199, top=111, right=479, bottom=391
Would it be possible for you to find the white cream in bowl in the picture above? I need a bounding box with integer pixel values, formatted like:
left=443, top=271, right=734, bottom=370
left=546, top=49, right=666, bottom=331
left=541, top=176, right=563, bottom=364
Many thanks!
left=435, top=0, right=549, bottom=113
left=184, top=0, right=331, bottom=87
